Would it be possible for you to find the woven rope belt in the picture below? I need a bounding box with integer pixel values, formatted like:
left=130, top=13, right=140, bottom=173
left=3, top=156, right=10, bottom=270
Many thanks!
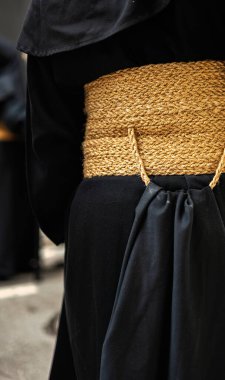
left=83, top=60, right=225, bottom=189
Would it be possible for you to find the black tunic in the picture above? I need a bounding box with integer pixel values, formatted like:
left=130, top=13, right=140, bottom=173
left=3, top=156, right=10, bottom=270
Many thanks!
left=21, top=0, right=225, bottom=378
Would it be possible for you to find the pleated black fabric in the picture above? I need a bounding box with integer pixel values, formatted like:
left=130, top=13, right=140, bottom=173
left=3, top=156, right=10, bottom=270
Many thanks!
left=100, top=176, right=225, bottom=379
left=49, top=174, right=225, bottom=379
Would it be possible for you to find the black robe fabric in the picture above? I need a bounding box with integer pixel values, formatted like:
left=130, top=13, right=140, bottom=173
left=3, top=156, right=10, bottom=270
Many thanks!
left=61, top=174, right=225, bottom=380
left=100, top=176, right=225, bottom=379
left=19, top=0, right=225, bottom=378
left=0, top=39, right=39, bottom=279
left=17, top=0, right=170, bottom=56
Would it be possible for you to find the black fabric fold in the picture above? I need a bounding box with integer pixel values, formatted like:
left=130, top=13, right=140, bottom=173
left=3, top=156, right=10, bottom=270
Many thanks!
left=100, top=177, right=225, bottom=379
left=17, top=0, right=170, bottom=56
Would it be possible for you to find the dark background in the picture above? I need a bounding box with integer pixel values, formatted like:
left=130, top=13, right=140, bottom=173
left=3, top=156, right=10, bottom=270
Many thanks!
left=0, top=0, right=30, bottom=44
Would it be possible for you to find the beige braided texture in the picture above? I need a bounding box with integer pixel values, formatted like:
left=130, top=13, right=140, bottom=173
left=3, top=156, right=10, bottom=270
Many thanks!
left=83, top=60, right=225, bottom=187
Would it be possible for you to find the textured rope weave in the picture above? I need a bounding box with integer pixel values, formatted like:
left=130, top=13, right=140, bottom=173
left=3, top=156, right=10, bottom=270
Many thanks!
left=83, top=60, right=225, bottom=188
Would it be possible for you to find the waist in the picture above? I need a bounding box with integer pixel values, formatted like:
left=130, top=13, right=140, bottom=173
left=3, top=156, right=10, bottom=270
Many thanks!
left=83, top=60, right=225, bottom=179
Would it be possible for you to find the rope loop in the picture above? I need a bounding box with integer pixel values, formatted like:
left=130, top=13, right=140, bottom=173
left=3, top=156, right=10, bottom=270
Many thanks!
left=128, top=127, right=225, bottom=189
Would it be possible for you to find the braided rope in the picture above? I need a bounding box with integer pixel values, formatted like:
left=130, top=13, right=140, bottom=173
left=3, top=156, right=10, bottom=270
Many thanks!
left=83, top=60, right=225, bottom=188
left=128, top=127, right=150, bottom=186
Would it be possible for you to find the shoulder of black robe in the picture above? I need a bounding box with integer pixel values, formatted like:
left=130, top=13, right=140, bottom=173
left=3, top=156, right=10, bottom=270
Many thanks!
left=17, top=0, right=170, bottom=56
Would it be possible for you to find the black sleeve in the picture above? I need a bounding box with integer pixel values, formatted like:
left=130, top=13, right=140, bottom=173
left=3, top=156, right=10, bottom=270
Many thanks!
left=27, top=55, right=85, bottom=244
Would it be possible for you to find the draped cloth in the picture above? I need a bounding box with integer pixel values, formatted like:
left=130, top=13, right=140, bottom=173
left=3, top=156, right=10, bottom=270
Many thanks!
left=100, top=176, right=225, bottom=379
left=17, top=0, right=170, bottom=56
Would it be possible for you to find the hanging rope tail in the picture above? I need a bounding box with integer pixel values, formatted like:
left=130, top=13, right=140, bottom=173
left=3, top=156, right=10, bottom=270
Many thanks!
left=209, top=146, right=225, bottom=189
left=128, top=127, right=150, bottom=186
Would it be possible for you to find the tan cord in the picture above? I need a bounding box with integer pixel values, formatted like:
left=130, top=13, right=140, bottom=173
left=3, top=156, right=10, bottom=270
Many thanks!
left=209, top=146, right=225, bottom=189
left=128, top=127, right=150, bottom=186
left=83, top=60, right=225, bottom=188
